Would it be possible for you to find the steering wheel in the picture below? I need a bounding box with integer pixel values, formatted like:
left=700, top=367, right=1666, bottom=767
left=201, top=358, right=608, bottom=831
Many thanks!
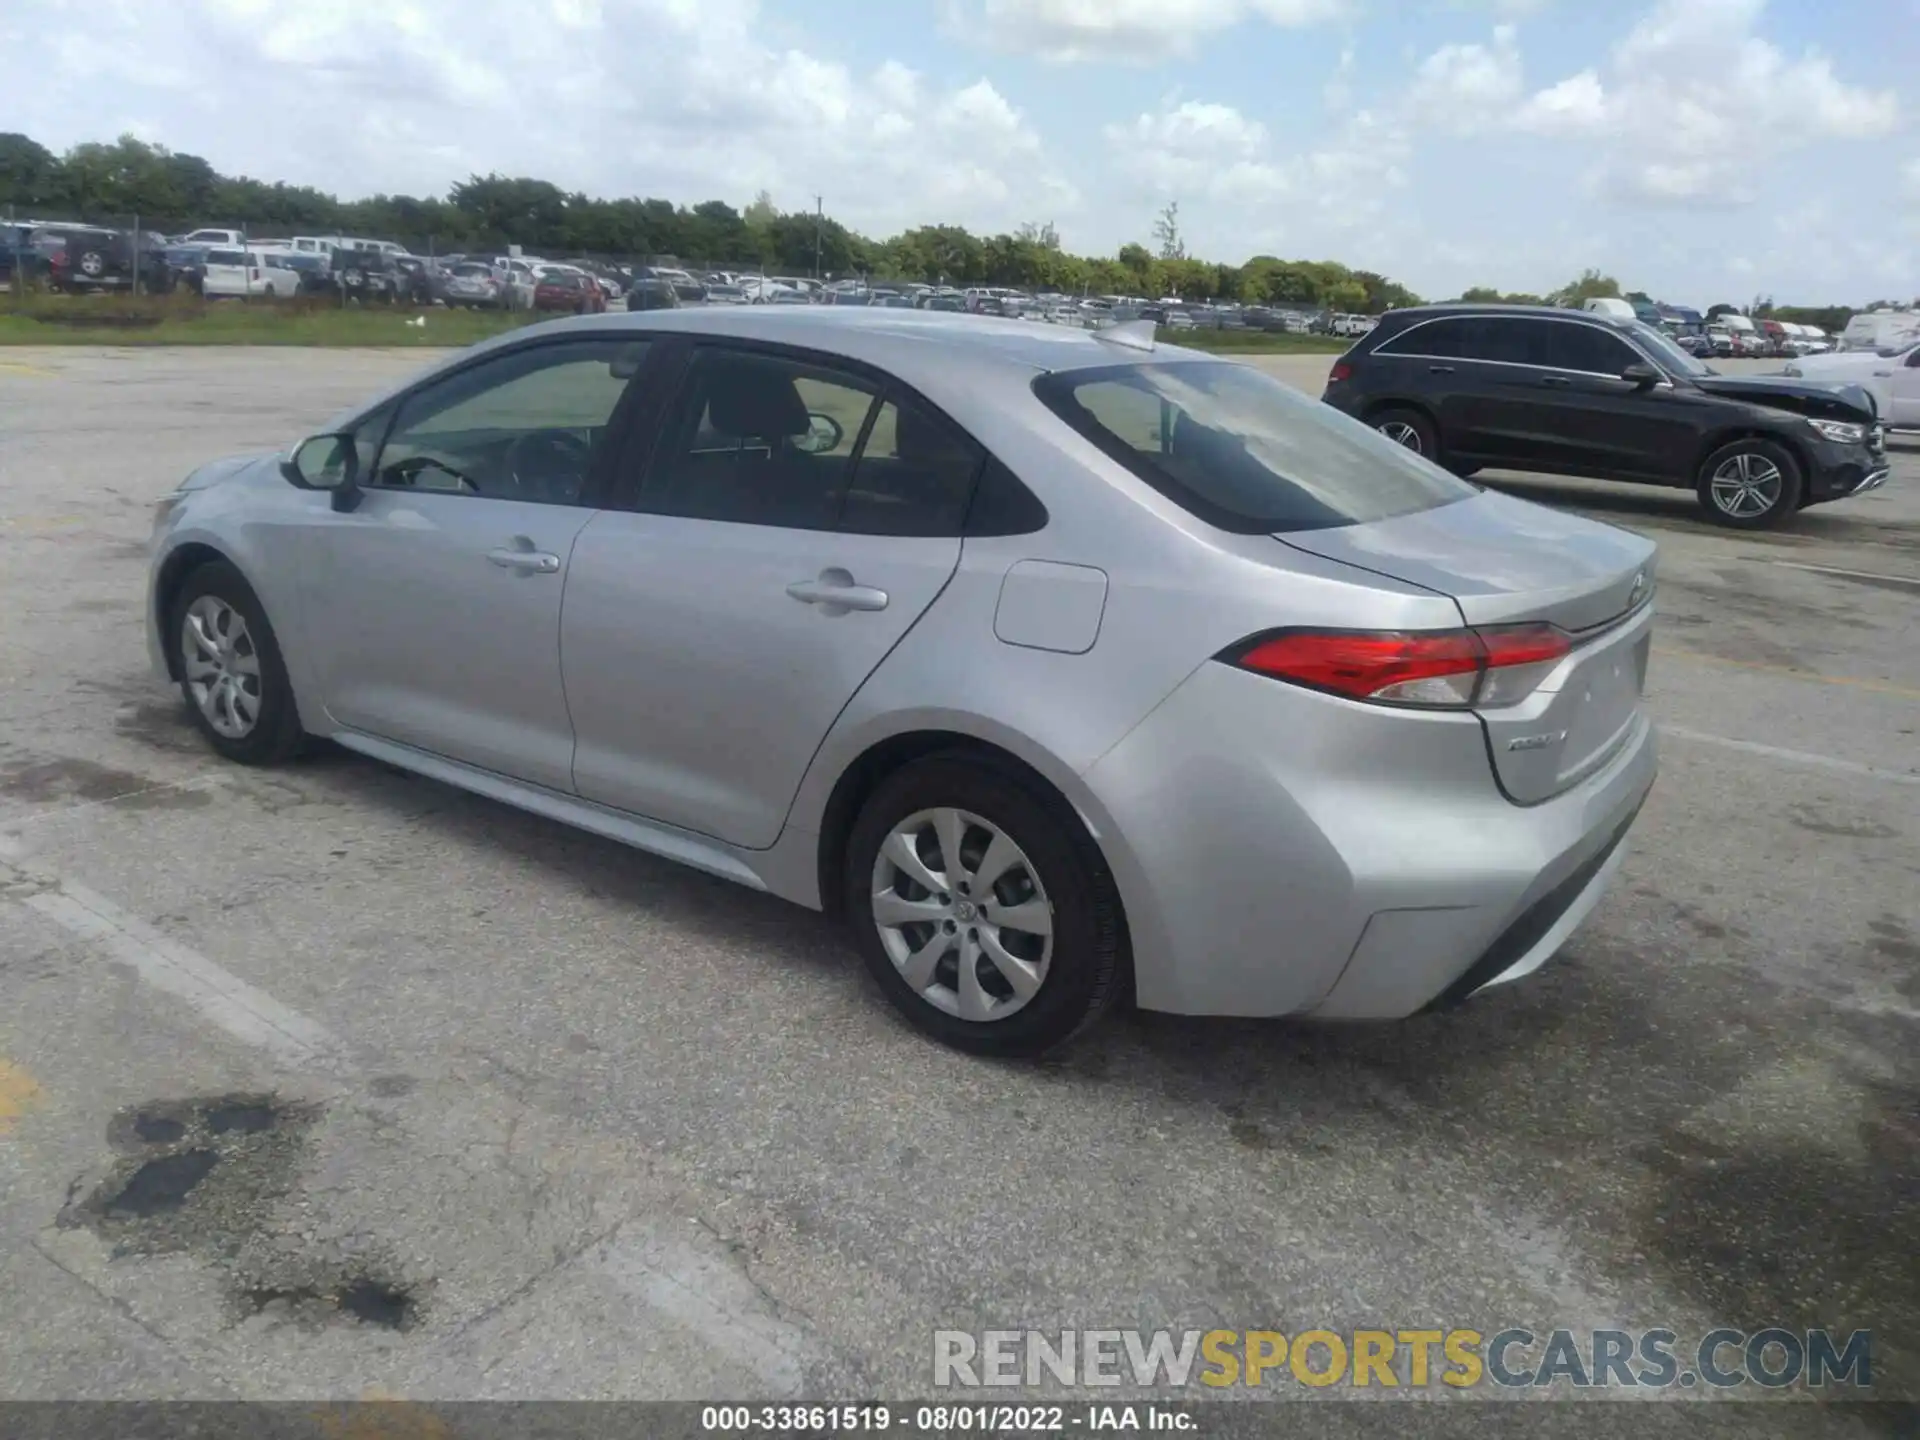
left=506, top=430, right=594, bottom=500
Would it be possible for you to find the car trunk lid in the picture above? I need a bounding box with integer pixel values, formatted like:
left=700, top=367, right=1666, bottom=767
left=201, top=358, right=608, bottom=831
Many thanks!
left=1277, top=490, right=1656, bottom=802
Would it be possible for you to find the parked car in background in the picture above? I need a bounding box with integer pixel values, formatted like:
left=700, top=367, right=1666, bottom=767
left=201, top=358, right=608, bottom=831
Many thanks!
left=704, top=283, right=751, bottom=305
left=1838, top=308, right=1920, bottom=354
left=1323, top=303, right=1888, bottom=528
left=389, top=256, right=442, bottom=306
left=1583, top=298, right=1637, bottom=321
left=254, top=248, right=325, bottom=295
left=179, top=228, right=246, bottom=249
left=199, top=247, right=292, bottom=299
left=1784, top=339, right=1920, bottom=429
left=149, top=307, right=1659, bottom=1055
left=1718, top=312, right=1761, bottom=355
left=289, top=236, right=345, bottom=261
left=29, top=224, right=169, bottom=293
left=443, top=262, right=504, bottom=308
left=533, top=271, right=608, bottom=314
left=626, top=274, right=682, bottom=311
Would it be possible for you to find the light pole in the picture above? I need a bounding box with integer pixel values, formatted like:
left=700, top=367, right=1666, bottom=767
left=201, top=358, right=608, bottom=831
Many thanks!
left=813, top=195, right=823, bottom=280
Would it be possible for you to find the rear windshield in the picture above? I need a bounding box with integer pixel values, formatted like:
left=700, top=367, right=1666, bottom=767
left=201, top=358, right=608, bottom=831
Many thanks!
left=1032, top=360, right=1475, bottom=534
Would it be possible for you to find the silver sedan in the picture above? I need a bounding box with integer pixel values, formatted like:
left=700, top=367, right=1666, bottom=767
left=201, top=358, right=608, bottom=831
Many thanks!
left=146, top=309, right=1657, bottom=1055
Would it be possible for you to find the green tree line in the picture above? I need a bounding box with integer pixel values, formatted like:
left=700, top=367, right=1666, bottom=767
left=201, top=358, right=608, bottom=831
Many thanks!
left=0, top=131, right=1424, bottom=308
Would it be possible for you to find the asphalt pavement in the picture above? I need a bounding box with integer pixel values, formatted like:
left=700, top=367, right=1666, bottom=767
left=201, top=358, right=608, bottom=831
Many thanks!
left=0, top=345, right=1914, bottom=1431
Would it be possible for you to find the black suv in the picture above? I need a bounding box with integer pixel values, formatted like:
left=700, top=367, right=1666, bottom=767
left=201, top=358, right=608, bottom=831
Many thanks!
left=1323, top=304, right=1889, bottom=528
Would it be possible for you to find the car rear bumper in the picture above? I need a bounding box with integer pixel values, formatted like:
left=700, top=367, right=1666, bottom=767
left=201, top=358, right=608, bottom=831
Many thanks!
left=1079, top=661, right=1657, bottom=1019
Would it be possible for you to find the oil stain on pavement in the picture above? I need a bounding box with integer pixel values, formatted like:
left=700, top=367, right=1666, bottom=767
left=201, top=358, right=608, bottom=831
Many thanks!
left=59, top=1093, right=426, bottom=1332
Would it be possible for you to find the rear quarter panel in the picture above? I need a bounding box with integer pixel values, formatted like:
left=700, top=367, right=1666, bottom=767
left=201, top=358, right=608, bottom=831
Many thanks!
left=782, top=378, right=1465, bottom=990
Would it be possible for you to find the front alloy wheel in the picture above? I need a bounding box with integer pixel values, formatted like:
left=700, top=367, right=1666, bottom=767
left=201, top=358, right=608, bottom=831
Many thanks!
left=168, top=560, right=308, bottom=764
left=1707, top=452, right=1782, bottom=520
left=180, top=594, right=262, bottom=739
left=1696, top=439, right=1803, bottom=529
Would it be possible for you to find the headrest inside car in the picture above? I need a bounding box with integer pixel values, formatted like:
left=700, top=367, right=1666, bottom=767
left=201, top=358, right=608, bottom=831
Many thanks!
left=704, top=358, right=811, bottom=440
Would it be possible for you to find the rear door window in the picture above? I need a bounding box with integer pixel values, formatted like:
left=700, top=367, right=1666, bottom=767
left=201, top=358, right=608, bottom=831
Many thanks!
left=838, top=396, right=983, bottom=537
left=638, top=347, right=881, bottom=530
left=1536, top=322, right=1640, bottom=376
left=1470, top=318, right=1540, bottom=365
left=1034, top=361, right=1475, bottom=534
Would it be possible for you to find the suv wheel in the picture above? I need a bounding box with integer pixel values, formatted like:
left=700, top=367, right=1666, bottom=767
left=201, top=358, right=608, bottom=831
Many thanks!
left=1697, top=438, right=1803, bottom=529
left=844, top=754, right=1124, bottom=1057
left=168, top=561, right=308, bottom=765
left=1370, top=407, right=1439, bottom=459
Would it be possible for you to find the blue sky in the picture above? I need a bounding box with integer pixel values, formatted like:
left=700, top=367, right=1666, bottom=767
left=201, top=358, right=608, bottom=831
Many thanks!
left=2, top=0, right=1914, bottom=305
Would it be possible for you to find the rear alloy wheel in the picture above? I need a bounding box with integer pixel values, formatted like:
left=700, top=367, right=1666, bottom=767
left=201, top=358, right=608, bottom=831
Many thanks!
left=1697, top=438, right=1803, bottom=529
left=1371, top=406, right=1439, bottom=460
left=845, top=755, right=1123, bottom=1056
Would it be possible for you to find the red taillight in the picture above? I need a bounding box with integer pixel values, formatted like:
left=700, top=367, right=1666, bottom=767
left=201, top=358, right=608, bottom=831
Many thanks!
left=1327, top=361, right=1352, bottom=383
left=1225, top=625, right=1571, bottom=709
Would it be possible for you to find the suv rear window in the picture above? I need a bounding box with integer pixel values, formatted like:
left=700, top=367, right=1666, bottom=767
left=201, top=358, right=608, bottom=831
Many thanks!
left=1032, top=361, right=1474, bottom=534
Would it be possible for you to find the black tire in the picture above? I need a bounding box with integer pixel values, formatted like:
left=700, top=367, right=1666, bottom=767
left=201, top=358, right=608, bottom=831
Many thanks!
left=1695, top=437, right=1804, bottom=529
left=1370, top=405, right=1440, bottom=461
left=844, top=753, right=1125, bottom=1057
left=167, top=561, right=308, bottom=765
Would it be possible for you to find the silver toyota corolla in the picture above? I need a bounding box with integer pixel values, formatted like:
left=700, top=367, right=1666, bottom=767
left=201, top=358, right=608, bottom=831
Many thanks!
left=147, top=308, right=1657, bottom=1055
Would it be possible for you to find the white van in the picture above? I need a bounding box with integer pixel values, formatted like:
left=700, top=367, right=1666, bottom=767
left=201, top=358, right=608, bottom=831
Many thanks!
left=1838, top=308, right=1920, bottom=353
left=337, top=237, right=411, bottom=259
left=1583, top=297, right=1637, bottom=321
left=199, top=247, right=298, bottom=299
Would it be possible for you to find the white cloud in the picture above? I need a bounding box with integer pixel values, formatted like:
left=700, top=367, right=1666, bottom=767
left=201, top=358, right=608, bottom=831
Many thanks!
left=1323, top=46, right=1356, bottom=111
left=1106, top=96, right=1408, bottom=244
left=1406, top=24, right=1524, bottom=131
left=1513, top=0, right=1898, bottom=203
left=1512, top=70, right=1605, bottom=132
left=0, top=0, right=1081, bottom=242
left=955, top=0, right=1348, bottom=63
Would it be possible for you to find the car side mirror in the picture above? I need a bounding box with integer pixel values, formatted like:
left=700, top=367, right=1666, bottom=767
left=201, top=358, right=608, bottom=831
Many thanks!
left=1621, top=363, right=1661, bottom=390
left=281, top=432, right=363, bottom=511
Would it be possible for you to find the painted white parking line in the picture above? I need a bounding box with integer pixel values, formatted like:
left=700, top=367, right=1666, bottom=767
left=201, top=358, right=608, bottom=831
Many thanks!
left=0, top=833, right=348, bottom=1072
left=1772, top=560, right=1920, bottom=591
left=1661, top=726, right=1920, bottom=787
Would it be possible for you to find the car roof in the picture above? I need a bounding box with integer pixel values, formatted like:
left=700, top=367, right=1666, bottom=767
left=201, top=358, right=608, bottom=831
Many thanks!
left=321, top=307, right=1216, bottom=437
left=1380, top=303, right=1637, bottom=332
left=536, top=306, right=1214, bottom=377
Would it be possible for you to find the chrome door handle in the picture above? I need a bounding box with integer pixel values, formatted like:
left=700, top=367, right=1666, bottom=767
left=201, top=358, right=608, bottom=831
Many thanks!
left=786, top=568, right=889, bottom=613
left=1540, top=375, right=1573, bottom=387
left=1428, top=364, right=1455, bottom=374
left=487, top=547, right=560, bottom=574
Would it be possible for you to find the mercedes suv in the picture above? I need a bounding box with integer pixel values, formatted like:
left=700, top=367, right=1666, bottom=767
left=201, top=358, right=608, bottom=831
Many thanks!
left=1323, top=304, right=1889, bottom=528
